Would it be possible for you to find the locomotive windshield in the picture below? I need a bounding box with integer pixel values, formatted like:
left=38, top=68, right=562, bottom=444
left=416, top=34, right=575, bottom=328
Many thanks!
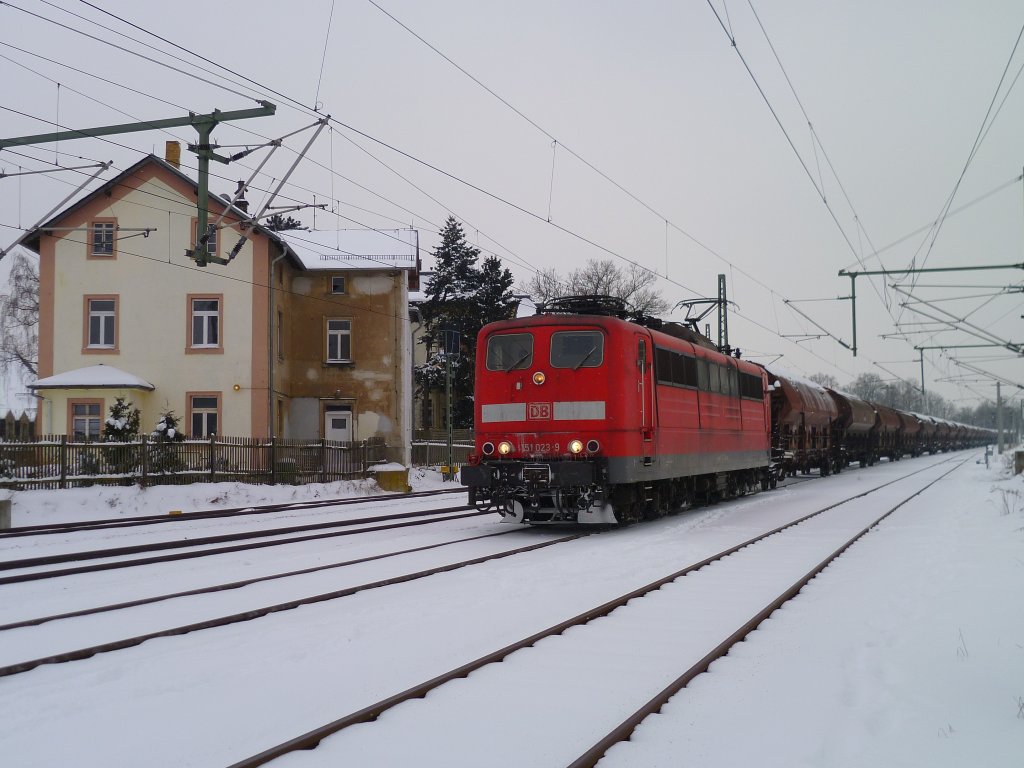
left=486, top=333, right=534, bottom=371
left=550, top=330, right=604, bottom=369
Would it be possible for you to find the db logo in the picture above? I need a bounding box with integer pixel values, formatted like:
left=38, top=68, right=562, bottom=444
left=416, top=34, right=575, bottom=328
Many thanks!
left=527, top=402, right=552, bottom=420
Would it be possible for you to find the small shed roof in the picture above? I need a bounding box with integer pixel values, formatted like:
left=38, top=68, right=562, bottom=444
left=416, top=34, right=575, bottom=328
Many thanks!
left=30, top=364, right=155, bottom=391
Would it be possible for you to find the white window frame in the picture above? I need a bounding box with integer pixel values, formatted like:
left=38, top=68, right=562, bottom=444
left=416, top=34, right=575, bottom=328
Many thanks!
left=87, top=298, right=116, bottom=348
left=330, top=275, right=346, bottom=294
left=71, top=401, right=103, bottom=440
left=90, top=221, right=115, bottom=257
left=326, top=319, right=352, bottom=363
left=191, top=298, right=220, bottom=348
left=189, top=394, right=220, bottom=437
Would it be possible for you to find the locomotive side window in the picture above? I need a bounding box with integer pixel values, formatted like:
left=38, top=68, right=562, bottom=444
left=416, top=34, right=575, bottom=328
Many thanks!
left=486, top=333, right=534, bottom=371
left=551, top=331, right=604, bottom=369
left=655, top=347, right=672, bottom=382
left=739, top=371, right=764, bottom=399
left=708, top=364, right=721, bottom=394
left=679, top=355, right=697, bottom=387
left=696, top=359, right=710, bottom=391
left=655, top=346, right=698, bottom=388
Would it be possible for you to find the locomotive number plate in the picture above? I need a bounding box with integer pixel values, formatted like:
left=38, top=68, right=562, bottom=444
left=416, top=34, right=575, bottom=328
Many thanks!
left=523, top=464, right=551, bottom=484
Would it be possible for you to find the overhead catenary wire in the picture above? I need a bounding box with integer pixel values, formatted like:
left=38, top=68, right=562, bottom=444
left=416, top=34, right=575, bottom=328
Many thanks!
left=900, top=19, right=1024, bottom=309
left=313, top=0, right=336, bottom=111
left=9, top=1, right=782, bottom=308
left=4, top=4, right=550, bottom=281
left=4, top=3, right=1015, bottom=403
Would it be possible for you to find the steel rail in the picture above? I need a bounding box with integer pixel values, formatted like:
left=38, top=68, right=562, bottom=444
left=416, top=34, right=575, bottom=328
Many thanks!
left=225, top=454, right=961, bottom=768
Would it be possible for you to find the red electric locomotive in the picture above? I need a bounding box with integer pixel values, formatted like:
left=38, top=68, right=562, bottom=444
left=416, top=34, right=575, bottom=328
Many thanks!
left=461, top=296, right=773, bottom=524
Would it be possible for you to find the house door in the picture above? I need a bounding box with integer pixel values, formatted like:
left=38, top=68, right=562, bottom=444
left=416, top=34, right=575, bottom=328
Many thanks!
left=324, top=405, right=353, bottom=442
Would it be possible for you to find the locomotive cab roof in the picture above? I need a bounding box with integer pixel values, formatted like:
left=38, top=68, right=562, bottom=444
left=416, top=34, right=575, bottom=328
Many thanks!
left=533, top=294, right=719, bottom=352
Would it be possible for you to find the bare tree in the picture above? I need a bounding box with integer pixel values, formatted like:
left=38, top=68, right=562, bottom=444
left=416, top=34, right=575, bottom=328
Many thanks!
left=808, top=372, right=838, bottom=389
left=0, top=249, right=39, bottom=381
left=520, top=258, right=669, bottom=315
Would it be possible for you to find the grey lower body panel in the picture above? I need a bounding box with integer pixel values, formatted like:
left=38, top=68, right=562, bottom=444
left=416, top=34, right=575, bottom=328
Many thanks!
left=606, top=450, right=769, bottom=484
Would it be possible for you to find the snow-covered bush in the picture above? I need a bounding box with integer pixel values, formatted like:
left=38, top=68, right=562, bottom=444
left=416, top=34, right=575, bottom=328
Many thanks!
left=102, top=398, right=142, bottom=478
left=102, top=398, right=141, bottom=442
left=149, top=409, right=185, bottom=473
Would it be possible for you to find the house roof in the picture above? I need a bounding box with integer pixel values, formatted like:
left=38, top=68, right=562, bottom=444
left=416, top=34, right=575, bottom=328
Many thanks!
left=277, top=228, right=419, bottom=271
left=11, top=154, right=277, bottom=249
left=8, top=155, right=421, bottom=276
left=30, top=364, right=155, bottom=391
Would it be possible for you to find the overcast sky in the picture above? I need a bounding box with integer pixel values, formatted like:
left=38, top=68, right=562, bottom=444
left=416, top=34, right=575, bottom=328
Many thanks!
left=1, top=0, right=1022, bottom=412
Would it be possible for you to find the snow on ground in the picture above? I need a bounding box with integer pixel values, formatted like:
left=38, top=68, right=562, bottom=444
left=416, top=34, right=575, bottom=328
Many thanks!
left=1, top=466, right=453, bottom=526
left=600, top=451, right=1024, bottom=768
left=0, top=451, right=1021, bottom=767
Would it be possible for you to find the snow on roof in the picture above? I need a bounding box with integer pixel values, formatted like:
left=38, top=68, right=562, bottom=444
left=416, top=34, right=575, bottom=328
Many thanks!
left=515, top=294, right=537, bottom=318
left=763, top=365, right=830, bottom=393
left=278, top=229, right=418, bottom=271
left=30, top=364, right=155, bottom=391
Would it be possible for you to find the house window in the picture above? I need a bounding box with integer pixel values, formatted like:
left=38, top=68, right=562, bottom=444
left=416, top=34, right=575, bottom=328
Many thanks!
left=70, top=400, right=103, bottom=440
left=89, top=220, right=116, bottom=258
left=331, top=276, right=346, bottom=294
left=326, top=319, right=352, bottom=363
left=187, top=294, right=223, bottom=352
left=188, top=393, right=220, bottom=437
left=84, top=296, right=118, bottom=351
left=193, top=221, right=218, bottom=258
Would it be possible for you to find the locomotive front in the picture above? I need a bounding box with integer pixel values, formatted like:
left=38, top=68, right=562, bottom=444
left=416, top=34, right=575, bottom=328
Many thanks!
left=461, top=314, right=626, bottom=524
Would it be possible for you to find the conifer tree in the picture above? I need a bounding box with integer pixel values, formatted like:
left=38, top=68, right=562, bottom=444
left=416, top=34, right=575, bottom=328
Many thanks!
left=102, top=397, right=141, bottom=476
left=416, top=217, right=518, bottom=428
left=102, top=397, right=141, bottom=442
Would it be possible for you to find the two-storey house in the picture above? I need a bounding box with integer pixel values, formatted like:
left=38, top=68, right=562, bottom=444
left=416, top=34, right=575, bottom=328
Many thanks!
left=18, top=153, right=418, bottom=464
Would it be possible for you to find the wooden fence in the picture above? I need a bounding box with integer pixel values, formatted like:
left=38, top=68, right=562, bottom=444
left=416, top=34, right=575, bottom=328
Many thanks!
left=410, top=429, right=474, bottom=469
left=0, top=435, right=388, bottom=491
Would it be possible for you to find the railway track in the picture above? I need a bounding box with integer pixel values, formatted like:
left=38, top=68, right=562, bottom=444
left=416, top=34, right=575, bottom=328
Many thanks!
left=0, top=504, right=484, bottom=584
left=224, top=453, right=967, bottom=767
left=0, top=526, right=587, bottom=677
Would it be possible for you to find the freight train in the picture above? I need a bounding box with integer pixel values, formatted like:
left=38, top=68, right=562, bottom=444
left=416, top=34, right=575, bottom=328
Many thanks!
left=460, top=296, right=994, bottom=524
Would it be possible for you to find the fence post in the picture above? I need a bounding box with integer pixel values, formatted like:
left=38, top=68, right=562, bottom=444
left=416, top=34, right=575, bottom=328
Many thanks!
left=59, top=435, right=67, bottom=490
left=140, top=435, right=148, bottom=487
left=270, top=436, right=277, bottom=485
left=210, top=435, right=216, bottom=481
left=321, top=438, right=327, bottom=484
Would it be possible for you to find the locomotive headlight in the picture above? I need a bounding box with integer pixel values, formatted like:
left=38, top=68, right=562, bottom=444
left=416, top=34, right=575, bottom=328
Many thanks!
left=532, top=371, right=546, bottom=385
left=586, top=439, right=600, bottom=453
left=482, top=442, right=495, bottom=456
left=497, top=441, right=513, bottom=456
left=569, top=439, right=584, bottom=454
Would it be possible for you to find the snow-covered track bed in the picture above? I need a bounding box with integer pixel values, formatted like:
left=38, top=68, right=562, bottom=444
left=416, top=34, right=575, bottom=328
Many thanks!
left=0, top=487, right=467, bottom=538
left=0, top=503, right=483, bottom=583
left=0, top=524, right=585, bottom=677
left=227, top=455, right=967, bottom=767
